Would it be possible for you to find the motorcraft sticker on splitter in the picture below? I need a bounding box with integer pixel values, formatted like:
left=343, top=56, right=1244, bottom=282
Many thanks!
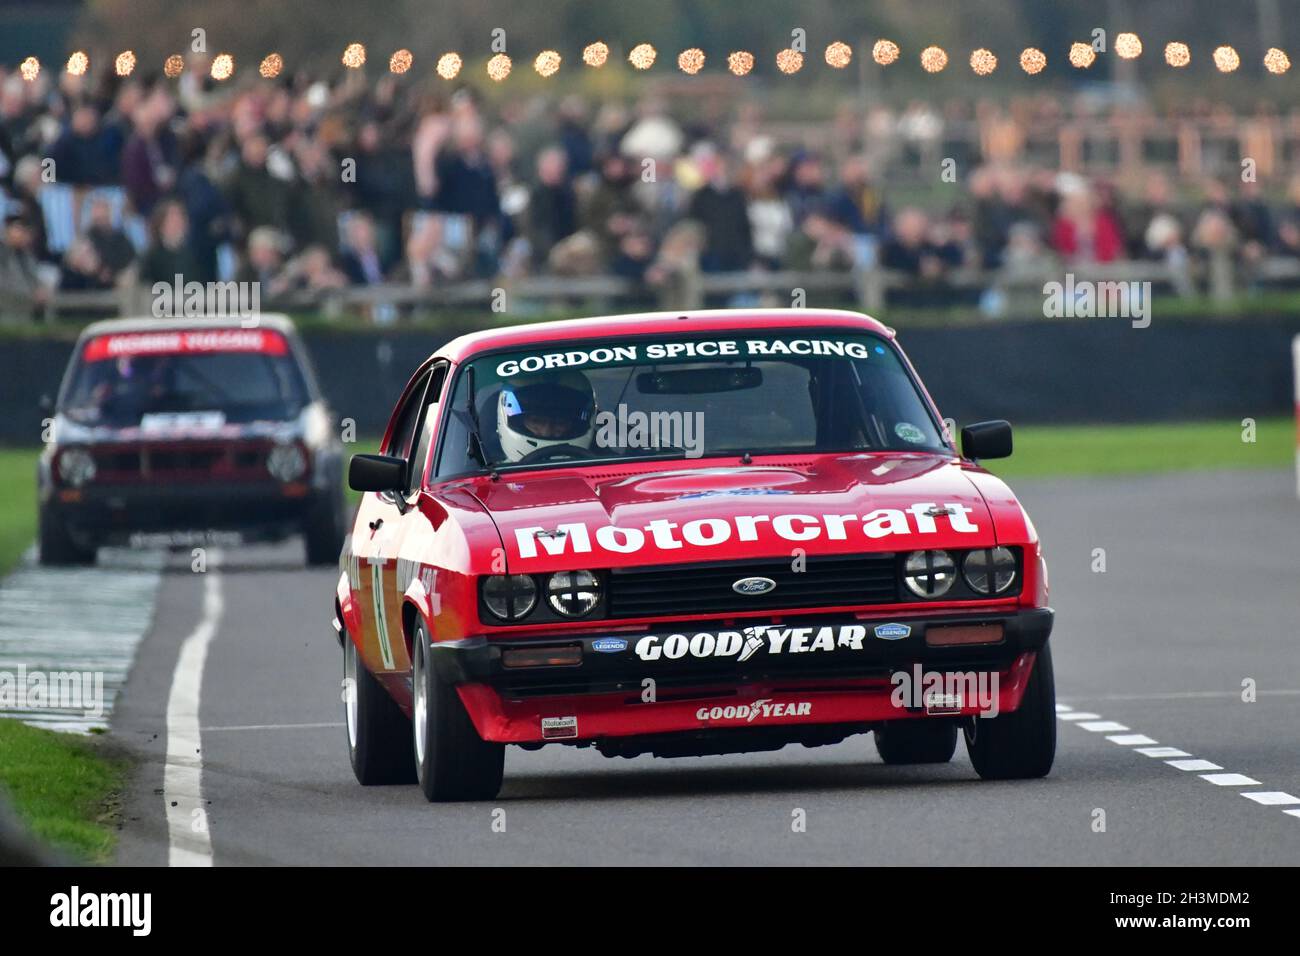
left=541, top=716, right=578, bottom=739
left=513, top=503, right=980, bottom=559
left=634, top=623, right=879, bottom=662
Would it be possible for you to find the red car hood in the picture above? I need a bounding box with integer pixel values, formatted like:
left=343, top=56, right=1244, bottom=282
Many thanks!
left=468, top=453, right=1001, bottom=572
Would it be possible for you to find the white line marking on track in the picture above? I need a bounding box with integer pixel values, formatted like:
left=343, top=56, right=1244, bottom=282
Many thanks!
left=1078, top=720, right=1129, bottom=732
left=1060, top=689, right=1300, bottom=703
left=1199, top=773, right=1261, bottom=787
left=1059, top=706, right=1298, bottom=826
left=1241, top=792, right=1300, bottom=806
left=1166, top=759, right=1223, bottom=771
left=202, top=722, right=344, bottom=732
left=163, top=558, right=222, bottom=867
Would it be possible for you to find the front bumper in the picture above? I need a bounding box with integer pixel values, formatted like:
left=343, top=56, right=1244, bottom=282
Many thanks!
left=46, top=480, right=318, bottom=543
left=437, top=607, right=1053, bottom=745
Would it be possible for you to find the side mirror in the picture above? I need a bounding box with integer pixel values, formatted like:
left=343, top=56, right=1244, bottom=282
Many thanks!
left=348, top=454, right=406, bottom=493
left=961, top=420, right=1013, bottom=461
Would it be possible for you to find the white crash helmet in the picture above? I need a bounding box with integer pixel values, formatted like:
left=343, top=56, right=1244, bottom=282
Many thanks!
left=496, top=371, right=597, bottom=462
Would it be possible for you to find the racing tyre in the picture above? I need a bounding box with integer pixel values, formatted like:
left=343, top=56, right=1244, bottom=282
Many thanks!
left=412, top=622, right=504, bottom=801
left=964, top=642, right=1056, bottom=780
left=874, top=719, right=958, bottom=764
left=38, top=505, right=95, bottom=566
left=343, top=631, right=415, bottom=785
left=304, top=487, right=345, bottom=567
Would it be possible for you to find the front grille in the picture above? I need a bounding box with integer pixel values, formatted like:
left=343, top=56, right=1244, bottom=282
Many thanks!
left=607, top=554, right=898, bottom=618
left=90, top=442, right=272, bottom=483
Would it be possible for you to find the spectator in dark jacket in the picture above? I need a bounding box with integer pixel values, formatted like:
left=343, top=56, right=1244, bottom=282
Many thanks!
left=85, top=197, right=137, bottom=278
left=175, top=132, right=231, bottom=284
left=687, top=146, right=753, bottom=273
left=120, top=94, right=178, bottom=217
left=140, top=199, right=201, bottom=284
left=526, top=147, right=577, bottom=267
left=432, top=114, right=500, bottom=227
left=225, top=134, right=294, bottom=237
left=59, top=238, right=114, bottom=291
left=338, top=212, right=391, bottom=286
left=49, top=103, right=116, bottom=186
left=352, top=120, right=417, bottom=262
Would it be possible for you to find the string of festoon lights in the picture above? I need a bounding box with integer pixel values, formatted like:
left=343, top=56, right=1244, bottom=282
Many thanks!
left=10, top=35, right=1296, bottom=84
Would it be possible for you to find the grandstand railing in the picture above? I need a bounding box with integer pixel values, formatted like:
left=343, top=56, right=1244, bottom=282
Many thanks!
left=17, top=252, right=1300, bottom=323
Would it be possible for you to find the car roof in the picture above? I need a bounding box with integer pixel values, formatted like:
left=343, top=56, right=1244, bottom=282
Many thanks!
left=76, top=314, right=300, bottom=340
left=434, top=309, right=894, bottom=363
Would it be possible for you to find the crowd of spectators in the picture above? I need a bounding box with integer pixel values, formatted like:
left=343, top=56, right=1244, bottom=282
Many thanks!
left=4, top=56, right=1300, bottom=318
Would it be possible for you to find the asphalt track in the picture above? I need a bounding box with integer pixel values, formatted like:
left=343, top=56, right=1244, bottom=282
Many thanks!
left=112, top=469, right=1300, bottom=865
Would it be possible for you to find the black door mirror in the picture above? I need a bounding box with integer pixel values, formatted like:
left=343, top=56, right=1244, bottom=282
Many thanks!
left=348, top=454, right=406, bottom=492
left=961, top=420, right=1013, bottom=460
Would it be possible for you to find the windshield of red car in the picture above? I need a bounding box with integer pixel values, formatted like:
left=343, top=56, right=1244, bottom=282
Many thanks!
left=62, top=329, right=309, bottom=428
left=437, top=331, right=949, bottom=473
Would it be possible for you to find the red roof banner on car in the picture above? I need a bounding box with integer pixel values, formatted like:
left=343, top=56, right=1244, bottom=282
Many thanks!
left=82, top=328, right=289, bottom=362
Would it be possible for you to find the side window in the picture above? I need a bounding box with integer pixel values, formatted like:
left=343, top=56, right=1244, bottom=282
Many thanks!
left=406, top=364, right=447, bottom=494
left=383, top=370, right=431, bottom=486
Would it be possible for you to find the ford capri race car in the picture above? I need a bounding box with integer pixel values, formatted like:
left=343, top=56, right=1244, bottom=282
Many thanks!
left=336, top=309, right=1055, bottom=801
left=39, top=316, right=346, bottom=566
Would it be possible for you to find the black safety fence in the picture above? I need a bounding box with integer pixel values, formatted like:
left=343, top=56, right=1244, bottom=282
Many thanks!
left=3, top=314, right=1298, bottom=446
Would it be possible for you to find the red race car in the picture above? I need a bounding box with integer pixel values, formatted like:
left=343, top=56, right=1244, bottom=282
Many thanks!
left=336, top=309, right=1055, bottom=801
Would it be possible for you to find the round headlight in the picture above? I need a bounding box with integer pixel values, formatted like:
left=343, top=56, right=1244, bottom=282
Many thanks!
left=267, top=443, right=307, bottom=482
left=482, top=574, right=537, bottom=621
left=903, top=550, right=955, bottom=598
left=58, top=448, right=97, bottom=487
left=963, top=547, right=1017, bottom=595
left=546, top=570, right=601, bottom=617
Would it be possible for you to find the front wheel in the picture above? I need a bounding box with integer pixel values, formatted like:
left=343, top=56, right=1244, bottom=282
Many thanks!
left=964, top=642, right=1056, bottom=780
left=412, top=622, right=504, bottom=801
left=38, top=504, right=95, bottom=566
left=343, top=632, right=415, bottom=785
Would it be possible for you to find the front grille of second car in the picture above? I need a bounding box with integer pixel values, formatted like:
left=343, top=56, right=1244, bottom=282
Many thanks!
left=606, top=554, right=898, bottom=618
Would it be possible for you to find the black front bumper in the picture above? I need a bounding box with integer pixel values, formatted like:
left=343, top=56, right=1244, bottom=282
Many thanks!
left=48, top=481, right=317, bottom=543
left=430, top=607, right=1053, bottom=697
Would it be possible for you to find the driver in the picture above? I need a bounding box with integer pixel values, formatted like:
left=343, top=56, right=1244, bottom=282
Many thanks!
left=496, top=370, right=597, bottom=463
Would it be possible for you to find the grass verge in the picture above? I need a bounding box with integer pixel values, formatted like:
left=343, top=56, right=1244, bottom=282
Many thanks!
left=0, top=718, right=126, bottom=863
left=989, top=418, right=1293, bottom=479
left=0, top=448, right=39, bottom=575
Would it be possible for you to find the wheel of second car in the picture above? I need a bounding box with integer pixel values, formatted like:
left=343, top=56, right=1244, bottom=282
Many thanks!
left=964, top=641, right=1057, bottom=780
left=343, top=630, right=415, bottom=785
left=412, top=621, right=504, bottom=802
left=874, top=719, right=959, bottom=764
left=38, top=504, right=96, bottom=566
left=304, top=484, right=346, bottom=567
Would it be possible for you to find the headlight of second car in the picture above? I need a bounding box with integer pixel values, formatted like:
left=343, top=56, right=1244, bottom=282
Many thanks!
left=267, top=442, right=307, bottom=482
left=481, top=574, right=538, bottom=621
left=546, top=570, right=601, bottom=617
left=57, top=448, right=97, bottom=487
left=962, top=547, right=1018, bottom=595
left=903, top=550, right=955, bottom=598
